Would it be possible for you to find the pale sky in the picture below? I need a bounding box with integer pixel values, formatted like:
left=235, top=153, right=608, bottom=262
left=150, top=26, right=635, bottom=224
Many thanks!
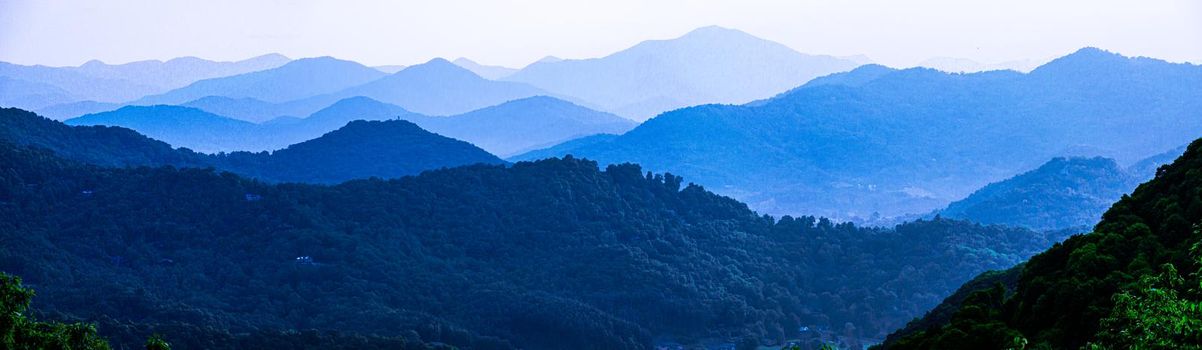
left=1, top=0, right=1199, bottom=68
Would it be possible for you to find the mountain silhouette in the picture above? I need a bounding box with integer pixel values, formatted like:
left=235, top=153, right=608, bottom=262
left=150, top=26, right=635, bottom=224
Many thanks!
left=72, top=53, right=290, bottom=91
left=294, top=58, right=550, bottom=116
left=504, top=26, right=863, bottom=120
left=452, top=57, right=518, bottom=79
left=136, top=57, right=386, bottom=104
left=414, top=95, right=635, bottom=156
left=65, top=105, right=259, bottom=153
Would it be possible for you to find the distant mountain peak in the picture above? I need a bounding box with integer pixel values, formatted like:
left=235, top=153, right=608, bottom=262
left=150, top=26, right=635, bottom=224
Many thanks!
left=682, top=25, right=746, bottom=37
left=451, top=58, right=519, bottom=80
left=340, top=118, right=423, bottom=132
left=425, top=57, right=454, bottom=65
left=81, top=59, right=107, bottom=67
left=292, top=56, right=342, bottom=64
left=332, top=95, right=387, bottom=105
left=1056, top=47, right=1127, bottom=63
left=670, top=25, right=767, bottom=45
left=247, top=53, right=290, bottom=61
left=1031, top=47, right=1141, bottom=74
left=318, top=96, right=410, bottom=115
left=391, top=57, right=482, bottom=79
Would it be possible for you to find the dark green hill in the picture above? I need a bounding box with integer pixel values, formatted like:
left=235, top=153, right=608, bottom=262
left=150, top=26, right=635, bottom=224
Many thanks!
left=215, top=119, right=505, bottom=183
left=878, top=139, right=1202, bottom=349
left=1, top=139, right=1064, bottom=349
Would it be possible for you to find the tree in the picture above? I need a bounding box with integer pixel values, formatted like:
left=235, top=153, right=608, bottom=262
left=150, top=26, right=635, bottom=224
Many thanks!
left=145, top=334, right=171, bottom=350
left=0, top=273, right=111, bottom=350
left=1089, top=261, right=1202, bottom=349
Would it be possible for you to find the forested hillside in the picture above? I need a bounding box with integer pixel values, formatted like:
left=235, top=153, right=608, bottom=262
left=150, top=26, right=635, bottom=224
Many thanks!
left=939, top=157, right=1141, bottom=232
left=2, top=138, right=1067, bottom=349
left=878, top=139, right=1202, bottom=349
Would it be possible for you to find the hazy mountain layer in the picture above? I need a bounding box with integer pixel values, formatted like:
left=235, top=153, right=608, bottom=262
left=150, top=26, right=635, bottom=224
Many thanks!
left=7, top=107, right=502, bottom=184
left=136, top=57, right=386, bottom=105
left=504, top=26, right=863, bottom=120
left=516, top=48, right=1202, bottom=219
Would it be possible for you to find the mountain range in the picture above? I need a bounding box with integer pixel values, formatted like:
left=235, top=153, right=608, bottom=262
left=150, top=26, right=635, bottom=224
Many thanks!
left=301, top=58, right=551, bottom=116
left=515, top=48, right=1202, bottom=219
left=503, top=26, right=863, bottom=120
left=135, top=57, right=386, bottom=105
left=0, top=54, right=291, bottom=110
left=66, top=95, right=633, bottom=157
left=69, top=54, right=291, bottom=92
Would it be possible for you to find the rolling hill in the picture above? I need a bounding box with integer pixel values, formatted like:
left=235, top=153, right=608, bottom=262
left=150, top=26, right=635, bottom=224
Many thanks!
left=65, top=105, right=260, bottom=153
left=5, top=107, right=503, bottom=184
left=938, top=157, right=1141, bottom=232
left=214, top=119, right=506, bottom=183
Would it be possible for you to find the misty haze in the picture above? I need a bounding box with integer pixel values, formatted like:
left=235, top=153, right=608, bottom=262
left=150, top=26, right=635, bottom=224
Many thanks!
left=0, top=1, right=1200, bottom=349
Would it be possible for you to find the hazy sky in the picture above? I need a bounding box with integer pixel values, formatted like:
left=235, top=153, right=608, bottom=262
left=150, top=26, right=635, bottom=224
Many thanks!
left=1, top=0, right=1199, bottom=68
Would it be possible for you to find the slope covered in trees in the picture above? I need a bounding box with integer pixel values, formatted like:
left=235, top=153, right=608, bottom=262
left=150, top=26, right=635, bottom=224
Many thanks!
left=939, top=157, right=1142, bottom=232
left=517, top=48, right=1202, bottom=219
left=0, top=273, right=114, bottom=350
left=1, top=138, right=1068, bottom=349
left=878, top=139, right=1202, bottom=349
left=213, top=119, right=506, bottom=183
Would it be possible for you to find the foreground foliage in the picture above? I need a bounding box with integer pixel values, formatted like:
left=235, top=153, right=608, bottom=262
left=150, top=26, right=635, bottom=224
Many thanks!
left=879, top=139, right=1202, bottom=349
left=1, top=273, right=111, bottom=350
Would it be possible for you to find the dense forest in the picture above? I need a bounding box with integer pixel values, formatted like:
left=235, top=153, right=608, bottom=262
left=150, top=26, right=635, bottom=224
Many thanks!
left=0, top=130, right=1071, bottom=349
left=878, top=139, right=1202, bottom=348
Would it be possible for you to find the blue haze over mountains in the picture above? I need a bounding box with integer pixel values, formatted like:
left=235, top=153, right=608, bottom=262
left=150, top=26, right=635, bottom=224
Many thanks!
left=515, top=48, right=1202, bottom=219
left=2, top=22, right=1202, bottom=350
left=0, top=54, right=289, bottom=111
left=2, top=27, right=1200, bottom=223
left=503, top=26, right=863, bottom=121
